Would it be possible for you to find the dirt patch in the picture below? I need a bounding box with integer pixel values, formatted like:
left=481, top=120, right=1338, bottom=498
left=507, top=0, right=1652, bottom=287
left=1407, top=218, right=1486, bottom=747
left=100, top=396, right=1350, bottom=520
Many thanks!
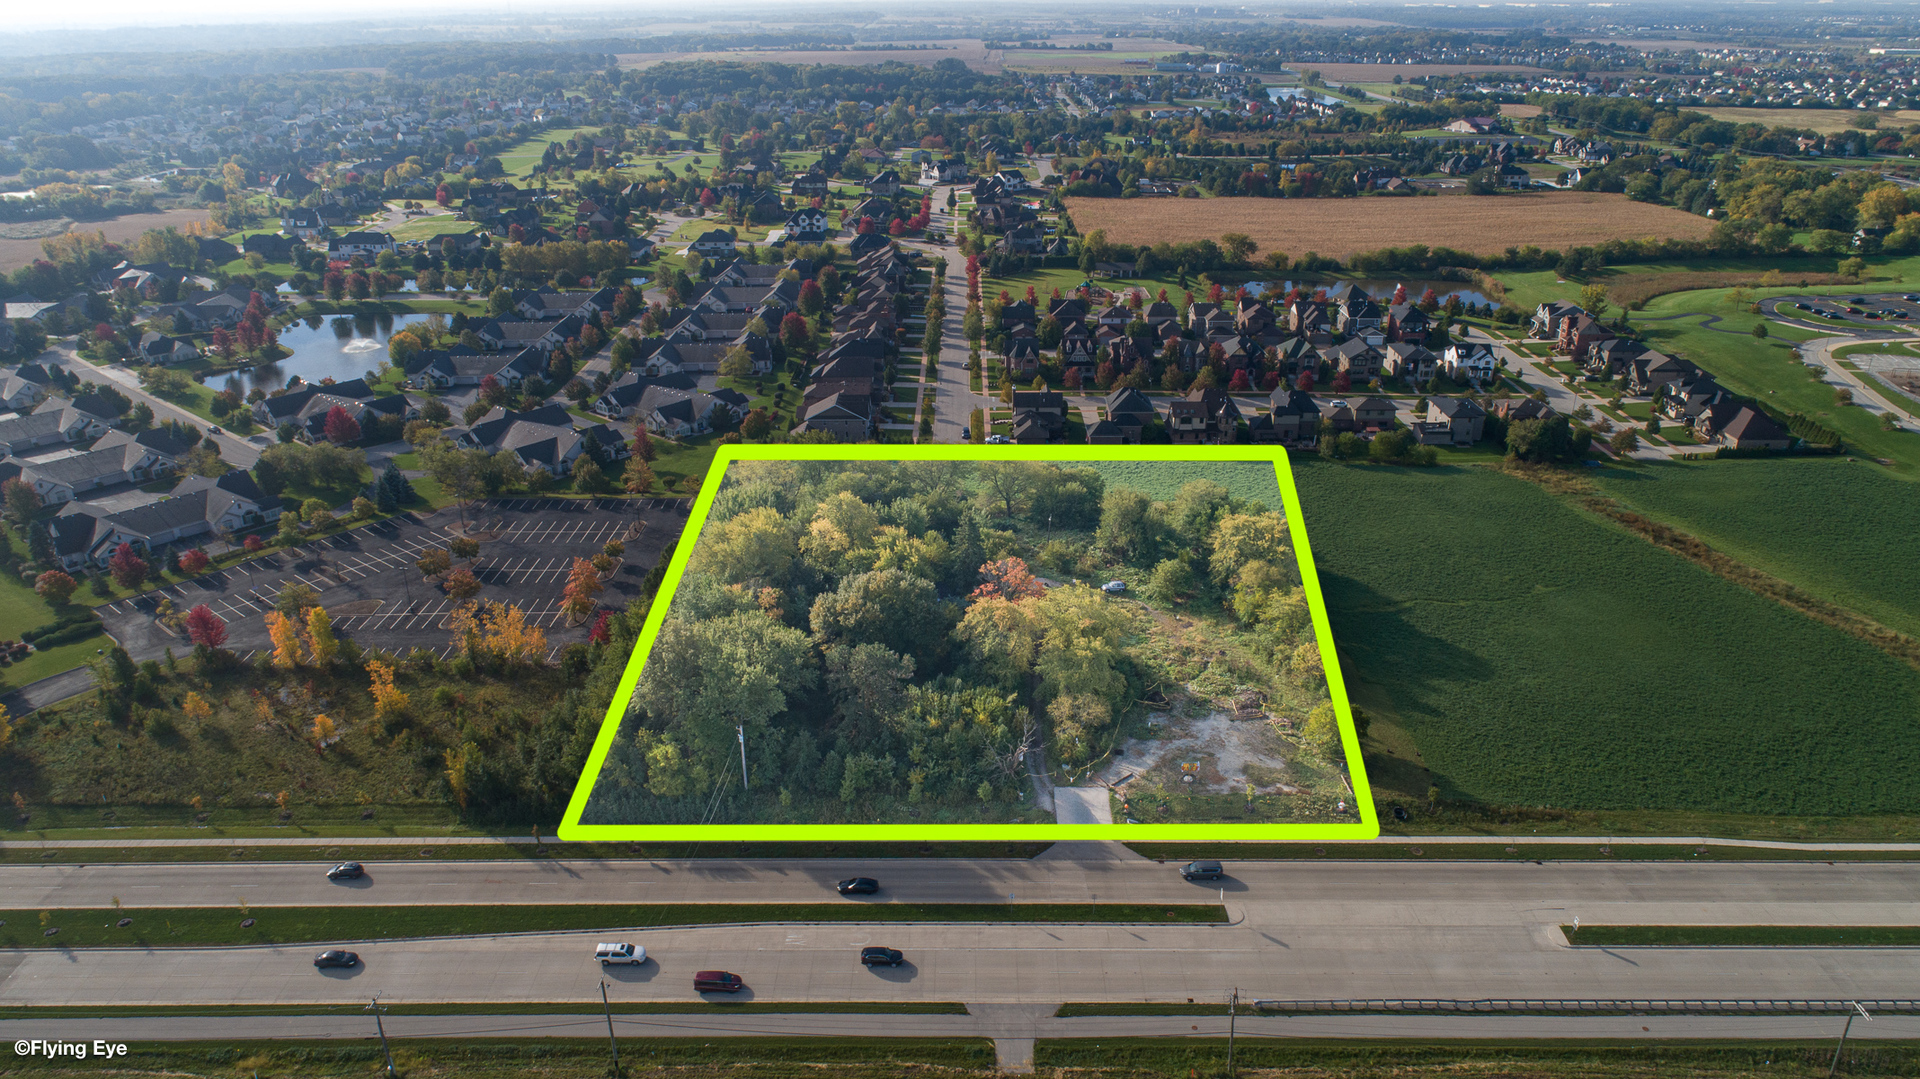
left=0, top=208, right=212, bottom=273
left=1099, top=712, right=1299, bottom=796
left=1064, top=192, right=1715, bottom=260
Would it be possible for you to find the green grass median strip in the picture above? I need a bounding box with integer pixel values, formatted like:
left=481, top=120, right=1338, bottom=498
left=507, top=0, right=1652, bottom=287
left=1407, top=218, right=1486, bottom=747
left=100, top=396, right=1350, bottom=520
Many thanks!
left=2, top=903, right=1226, bottom=948
left=0, top=841, right=1054, bottom=862
left=1056, top=1003, right=1232, bottom=1017
left=1561, top=924, right=1920, bottom=947
left=0, top=1002, right=969, bottom=1019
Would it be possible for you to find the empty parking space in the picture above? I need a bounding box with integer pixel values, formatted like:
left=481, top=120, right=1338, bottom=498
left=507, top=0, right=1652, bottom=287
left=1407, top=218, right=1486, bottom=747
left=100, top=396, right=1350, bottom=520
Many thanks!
left=98, top=499, right=688, bottom=662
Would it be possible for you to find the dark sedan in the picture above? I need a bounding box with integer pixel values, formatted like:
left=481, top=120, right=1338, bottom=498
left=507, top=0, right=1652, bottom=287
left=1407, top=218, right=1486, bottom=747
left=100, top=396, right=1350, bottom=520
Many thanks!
left=326, top=862, right=364, bottom=880
left=860, top=946, right=904, bottom=967
left=313, top=949, right=359, bottom=969
left=836, top=877, right=880, bottom=895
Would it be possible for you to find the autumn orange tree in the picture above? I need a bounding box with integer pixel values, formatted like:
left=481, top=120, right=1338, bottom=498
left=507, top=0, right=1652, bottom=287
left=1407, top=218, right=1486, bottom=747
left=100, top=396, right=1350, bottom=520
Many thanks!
left=366, top=660, right=408, bottom=719
left=449, top=601, right=548, bottom=665
left=265, top=610, right=305, bottom=668
left=560, top=557, right=603, bottom=623
left=443, top=565, right=481, bottom=599
left=970, top=556, right=1046, bottom=602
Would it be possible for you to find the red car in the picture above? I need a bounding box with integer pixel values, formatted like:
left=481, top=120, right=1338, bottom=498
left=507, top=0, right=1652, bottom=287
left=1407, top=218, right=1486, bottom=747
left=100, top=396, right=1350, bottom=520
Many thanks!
left=694, top=970, right=744, bottom=993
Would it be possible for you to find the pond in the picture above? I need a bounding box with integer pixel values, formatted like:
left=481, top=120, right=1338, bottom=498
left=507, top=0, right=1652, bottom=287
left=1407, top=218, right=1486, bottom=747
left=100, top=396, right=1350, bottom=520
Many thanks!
left=199, top=313, right=396, bottom=396
left=1244, top=279, right=1495, bottom=308
left=1266, top=87, right=1343, bottom=105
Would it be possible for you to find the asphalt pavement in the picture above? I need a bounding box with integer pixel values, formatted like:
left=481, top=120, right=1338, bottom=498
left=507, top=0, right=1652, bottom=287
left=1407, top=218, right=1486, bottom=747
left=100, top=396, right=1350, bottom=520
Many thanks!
left=1, top=856, right=1915, bottom=1009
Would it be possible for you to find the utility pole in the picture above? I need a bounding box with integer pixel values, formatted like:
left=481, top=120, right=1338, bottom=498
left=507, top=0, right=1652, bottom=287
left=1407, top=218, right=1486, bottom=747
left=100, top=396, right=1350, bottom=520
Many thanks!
left=367, top=997, right=395, bottom=1078
left=1828, top=1001, right=1871, bottom=1079
left=600, top=979, right=621, bottom=1077
left=1227, top=987, right=1238, bottom=1077
left=736, top=725, right=748, bottom=790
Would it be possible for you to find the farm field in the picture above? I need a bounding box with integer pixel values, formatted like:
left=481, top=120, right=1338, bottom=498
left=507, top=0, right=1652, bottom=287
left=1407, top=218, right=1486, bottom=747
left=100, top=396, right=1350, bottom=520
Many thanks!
left=0, top=207, right=211, bottom=273
left=1064, top=193, right=1714, bottom=261
left=617, top=39, right=994, bottom=72
left=1592, top=458, right=1920, bottom=639
left=1274, top=63, right=1548, bottom=83
left=1288, top=460, right=1920, bottom=819
left=1693, top=106, right=1920, bottom=135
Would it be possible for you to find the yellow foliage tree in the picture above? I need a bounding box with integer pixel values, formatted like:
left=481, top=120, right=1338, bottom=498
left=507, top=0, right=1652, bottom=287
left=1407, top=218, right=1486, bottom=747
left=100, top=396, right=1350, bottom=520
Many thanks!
left=450, top=601, right=548, bottom=665
left=181, top=692, right=212, bottom=721
left=305, top=606, right=339, bottom=666
left=0, top=703, right=12, bottom=752
left=311, top=714, right=336, bottom=745
left=265, top=610, right=304, bottom=668
left=444, top=741, right=476, bottom=810
left=367, top=660, right=409, bottom=719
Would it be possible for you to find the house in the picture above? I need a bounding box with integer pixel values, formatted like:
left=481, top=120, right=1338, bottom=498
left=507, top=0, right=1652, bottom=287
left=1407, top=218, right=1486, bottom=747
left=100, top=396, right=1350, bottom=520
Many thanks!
left=242, top=233, right=298, bottom=262
left=326, top=231, right=395, bottom=258
left=865, top=170, right=903, bottom=197
left=452, top=403, right=625, bottom=476
left=1326, top=339, right=1385, bottom=381
left=252, top=378, right=383, bottom=430
left=1382, top=343, right=1437, bottom=382
left=1168, top=388, right=1241, bottom=444
left=1531, top=300, right=1586, bottom=340
left=638, top=388, right=728, bottom=439
left=0, top=364, right=54, bottom=411
left=11, top=426, right=192, bottom=505
left=1445, top=116, right=1501, bottom=135
left=1491, top=397, right=1557, bottom=423
left=1630, top=352, right=1698, bottom=396
left=792, top=173, right=831, bottom=199
left=475, top=317, right=579, bottom=353
left=137, top=332, right=200, bottom=365
left=413, top=348, right=545, bottom=391
left=46, top=471, right=276, bottom=571
left=511, top=288, right=613, bottom=320
left=156, top=286, right=257, bottom=332
left=1010, top=390, right=1067, bottom=442
left=1102, top=387, right=1157, bottom=442
left=689, top=230, right=739, bottom=256
left=280, top=208, right=331, bottom=239
left=1350, top=396, right=1397, bottom=430
left=1420, top=396, right=1486, bottom=444
left=197, top=237, right=239, bottom=264
left=1442, top=342, right=1498, bottom=383
left=1556, top=314, right=1615, bottom=361
left=1384, top=303, right=1430, bottom=342
left=919, top=159, right=970, bottom=185
left=591, top=372, right=700, bottom=420
left=0, top=396, right=120, bottom=454
left=1336, top=292, right=1383, bottom=337
left=793, top=392, right=877, bottom=441
left=1262, top=389, right=1320, bottom=446
left=1710, top=406, right=1792, bottom=450
left=783, top=207, right=831, bottom=243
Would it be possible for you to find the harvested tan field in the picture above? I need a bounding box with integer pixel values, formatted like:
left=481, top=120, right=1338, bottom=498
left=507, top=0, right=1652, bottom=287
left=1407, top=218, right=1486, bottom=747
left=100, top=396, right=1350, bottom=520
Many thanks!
left=0, top=207, right=210, bottom=273
left=1279, top=63, right=1547, bottom=82
left=1694, top=105, right=1920, bottom=135
left=1063, top=192, right=1714, bottom=260
left=619, top=39, right=996, bottom=72
left=1500, top=103, right=1544, bottom=119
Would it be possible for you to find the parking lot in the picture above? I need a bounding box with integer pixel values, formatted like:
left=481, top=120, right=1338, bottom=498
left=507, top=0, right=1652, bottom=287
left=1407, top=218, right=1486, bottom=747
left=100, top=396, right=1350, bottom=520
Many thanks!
left=1762, top=292, right=1920, bottom=330
left=101, top=498, right=692, bottom=663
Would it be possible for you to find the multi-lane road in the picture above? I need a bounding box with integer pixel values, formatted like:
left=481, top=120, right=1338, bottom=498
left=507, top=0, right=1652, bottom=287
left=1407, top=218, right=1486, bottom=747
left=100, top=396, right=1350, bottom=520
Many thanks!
left=3, top=850, right=1916, bottom=1009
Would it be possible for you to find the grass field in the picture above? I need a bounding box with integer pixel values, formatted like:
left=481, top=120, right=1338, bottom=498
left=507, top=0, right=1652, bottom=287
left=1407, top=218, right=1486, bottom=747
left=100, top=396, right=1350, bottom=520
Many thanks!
left=1065, top=192, right=1714, bottom=261
left=1035, top=1041, right=1920, bottom=1077
left=1289, top=460, right=1920, bottom=819
left=386, top=215, right=479, bottom=242
left=497, top=126, right=603, bottom=181
left=1594, top=459, right=1920, bottom=639
left=1562, top=924, right=1920, bottom=947
left=6, top=903, right=1227, bottom=949
left=1083, top=460, right=1287, bottom=510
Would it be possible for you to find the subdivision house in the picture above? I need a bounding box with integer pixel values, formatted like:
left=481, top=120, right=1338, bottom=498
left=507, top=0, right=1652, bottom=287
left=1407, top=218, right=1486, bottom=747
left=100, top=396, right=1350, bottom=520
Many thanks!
left=1382, top=342, right=1437, bottom=382
left=6, top=427, right=194, bottom=505
left=1326, top=339, right=1385, bottom=381
left=1707, top=406, right=1793, bottom=450
left=591, top=372, right=700, bottom=420
left=450, top=403, right=625, bottom=476
left=411, top=348, right=545, bottom=391
left=47, top=471, right=277, bottom=570
left=476, top=316, right=581, bottom=353
left=1531, top=300, right=1586, bottom=339
left=792, top=392, right=878, bottom=441
left=1414, top=396, right=1486, bottom=445
left=0, top=364, right=54, bottom=411
left=251, top=378, right=394, bottom=431
left=689, top=230, right=739, bottom=256
left=1442, top=342, right=1499, bottom=383
left=511, top=288, right=614, bottom=320
left=1167, top=388, right=1241, bottom=444
left=1491, top=398, right=1557, bottom=423
left=1100, top=387, right=1158, bottom=442
left=1010, top=390, right=1068, bottom=443
left=326, top=231, right=395, bottom=258
left=1349, top=395, right=1397, bottom=430
left=1556, top=314, right=1615, bottom=360
left=1258, top=389, right=1320, bottom=446
left=784, top=207, right=831, bottom=243
left=137, top=332, right=200, bottom=364
left=0, top=396, right=121, bottom=454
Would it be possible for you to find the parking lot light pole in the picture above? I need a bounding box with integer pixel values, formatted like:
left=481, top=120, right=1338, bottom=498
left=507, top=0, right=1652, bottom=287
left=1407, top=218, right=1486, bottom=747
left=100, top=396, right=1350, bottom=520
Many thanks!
left=737, top=725, right=748, bottom=790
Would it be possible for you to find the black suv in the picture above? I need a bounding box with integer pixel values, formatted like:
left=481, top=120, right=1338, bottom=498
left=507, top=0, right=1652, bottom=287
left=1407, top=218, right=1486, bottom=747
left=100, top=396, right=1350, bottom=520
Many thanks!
left=837, top=877, right=880, bottom=895
left=326, top=862, right=364, bottom=880
left=1180, top=860, right=1224, bottom=881
left=860, top=946, right=904, bottom=967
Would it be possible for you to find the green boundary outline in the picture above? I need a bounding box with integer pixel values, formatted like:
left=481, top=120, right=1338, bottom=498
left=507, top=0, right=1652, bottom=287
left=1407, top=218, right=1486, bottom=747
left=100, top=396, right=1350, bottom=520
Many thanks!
left=558, top=445, right=1377, bottom=841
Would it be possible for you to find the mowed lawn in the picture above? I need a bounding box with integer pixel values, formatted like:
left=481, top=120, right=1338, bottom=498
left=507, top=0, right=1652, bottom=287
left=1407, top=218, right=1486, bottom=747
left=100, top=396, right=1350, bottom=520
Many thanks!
left=1594, top=458, right=1920, bottom=639
left=1064, top=192, right=1714, bottom=261
left=1290, top=460, right=1920, bottom=816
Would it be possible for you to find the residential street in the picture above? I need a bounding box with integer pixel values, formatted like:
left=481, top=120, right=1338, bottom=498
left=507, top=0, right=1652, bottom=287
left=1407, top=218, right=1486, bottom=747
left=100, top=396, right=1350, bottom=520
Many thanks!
left=39, top=344, right=263, bottom=468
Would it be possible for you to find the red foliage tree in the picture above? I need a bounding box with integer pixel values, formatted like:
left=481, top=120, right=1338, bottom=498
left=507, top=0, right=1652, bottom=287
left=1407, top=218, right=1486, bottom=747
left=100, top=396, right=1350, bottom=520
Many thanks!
left=1228, top=369, right=1252, bottom=391
left=780, top=311, right=812, bottom=352
left=970, top=557, right=1046, bottom=602
left=108, top=542, right=149, bottom=590
left=479, top=374, right=506, bottom=405
left=243, top=535, right=266, bottom=553
left=631, top=426, right=657, bottom=462
left=323, top=405, right=362, bottom=444
left=1331, top=371, right=1352, bottom=393
left=1207, top=282, right=1225, bottom=304
left=1295, top=370, right=1315, bottom=391
left=856, top=216, right=876, bottom=234
left=435, top=183, right=452, bottom=207
left=1261, top=371, right=1281, bottom=391
left=176, top=548, right=211, bottom=576
left=184, top=604, right=229, bottom=648
left=589, top=610, right=612, bottom=645
left=1064, top=366, right=1084, bottom=390
left=887, top=218, right=906, bottom=236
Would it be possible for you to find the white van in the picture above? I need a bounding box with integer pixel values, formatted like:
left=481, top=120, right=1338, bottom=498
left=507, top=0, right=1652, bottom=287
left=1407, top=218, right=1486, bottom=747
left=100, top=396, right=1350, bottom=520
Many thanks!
left=594, top=942, right=646, bottom=965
